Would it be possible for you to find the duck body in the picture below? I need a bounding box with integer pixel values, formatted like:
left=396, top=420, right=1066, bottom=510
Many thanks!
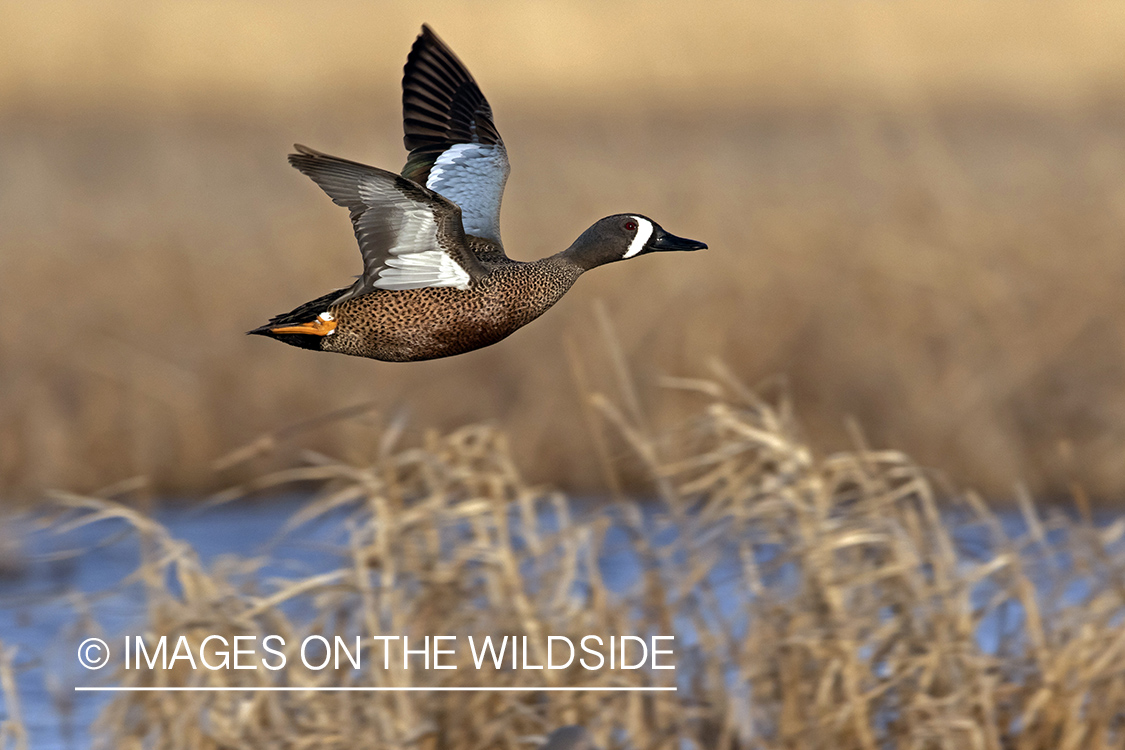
left=250, top=26, right=705, bottom=362
left=316, top=251, right=582, bottom=362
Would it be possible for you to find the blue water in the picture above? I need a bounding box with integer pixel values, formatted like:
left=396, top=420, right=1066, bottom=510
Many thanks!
left=4, top=497, right=664, bottom=747
left=0, top=499, right=1118, bottom=749
left=0, top=497, right=345, bottom=749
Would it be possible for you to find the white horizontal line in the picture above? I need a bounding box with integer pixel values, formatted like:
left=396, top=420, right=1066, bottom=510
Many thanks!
left=75, top=686, right=676, bottom=692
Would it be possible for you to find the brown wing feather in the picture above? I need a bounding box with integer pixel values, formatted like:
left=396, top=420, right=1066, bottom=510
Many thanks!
left=288, top=144, right=485, bottom=299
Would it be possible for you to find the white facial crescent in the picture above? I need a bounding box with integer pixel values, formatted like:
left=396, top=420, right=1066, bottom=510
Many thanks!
left=622, top=217, right=654, bottom=259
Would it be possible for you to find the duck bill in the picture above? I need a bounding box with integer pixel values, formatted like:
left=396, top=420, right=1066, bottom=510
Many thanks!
left=651, top=230, right=707, bottom=252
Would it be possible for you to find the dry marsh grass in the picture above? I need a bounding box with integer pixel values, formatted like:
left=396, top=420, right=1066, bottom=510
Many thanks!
left=23, top=370, right=1125, bottom=749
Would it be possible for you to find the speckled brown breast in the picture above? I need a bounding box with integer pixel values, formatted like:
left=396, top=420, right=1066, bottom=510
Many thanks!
left=321, top=255, right=582, bottom=361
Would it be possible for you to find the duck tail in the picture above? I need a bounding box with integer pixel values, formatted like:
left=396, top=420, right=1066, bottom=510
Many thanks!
left=247, top=288, right=346, bottom=351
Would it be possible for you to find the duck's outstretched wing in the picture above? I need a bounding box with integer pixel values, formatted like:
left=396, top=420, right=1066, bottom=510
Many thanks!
left=401, top=25, right=509, bottom=246
left=289, top=144, right=486, bottom=300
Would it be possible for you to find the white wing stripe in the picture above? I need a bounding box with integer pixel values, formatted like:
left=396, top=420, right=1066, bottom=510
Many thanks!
left=355, top=198, right=472, bottom=291
left=376, top=250, right=471, bottom=289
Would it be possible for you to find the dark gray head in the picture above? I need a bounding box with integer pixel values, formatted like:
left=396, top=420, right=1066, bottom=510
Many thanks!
left=564, top=214, right=706, bottom=271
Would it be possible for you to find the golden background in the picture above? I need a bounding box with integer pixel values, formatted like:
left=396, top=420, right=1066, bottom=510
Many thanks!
left=3, top=1, right=1125, bottom=500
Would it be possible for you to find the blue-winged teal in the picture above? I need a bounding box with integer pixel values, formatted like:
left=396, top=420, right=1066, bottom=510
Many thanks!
left=250, top=25, right=706, bottom=362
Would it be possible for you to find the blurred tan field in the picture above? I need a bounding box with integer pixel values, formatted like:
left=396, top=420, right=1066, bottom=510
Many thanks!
left=3, top=1, right=1125, bottom=502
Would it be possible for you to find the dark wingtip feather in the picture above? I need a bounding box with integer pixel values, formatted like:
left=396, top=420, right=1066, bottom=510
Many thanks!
left=288, top=144, right=324, bottom=171
left=401, top=24, right=502, bottom=165
left=413, top=24, right=449, bottom=57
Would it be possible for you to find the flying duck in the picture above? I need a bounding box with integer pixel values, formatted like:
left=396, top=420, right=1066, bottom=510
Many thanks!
left=249, top=25, right=706, bottom=362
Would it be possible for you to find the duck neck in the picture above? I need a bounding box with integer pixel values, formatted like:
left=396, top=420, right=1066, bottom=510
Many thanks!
left=557, top=238, right=614, bottom=272
left=541, top=251, right=589, bottom=284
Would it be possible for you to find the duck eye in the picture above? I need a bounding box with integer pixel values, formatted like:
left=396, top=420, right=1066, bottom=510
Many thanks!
left=624, top=220, right=637, bottom=231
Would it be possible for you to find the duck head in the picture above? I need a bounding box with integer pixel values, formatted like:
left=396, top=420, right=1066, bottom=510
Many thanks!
left=564, top=214, right=707, bottom=270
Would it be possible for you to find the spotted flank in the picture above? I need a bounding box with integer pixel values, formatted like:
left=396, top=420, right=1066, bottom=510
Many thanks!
left=249, top=26, right=707, bottom=362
